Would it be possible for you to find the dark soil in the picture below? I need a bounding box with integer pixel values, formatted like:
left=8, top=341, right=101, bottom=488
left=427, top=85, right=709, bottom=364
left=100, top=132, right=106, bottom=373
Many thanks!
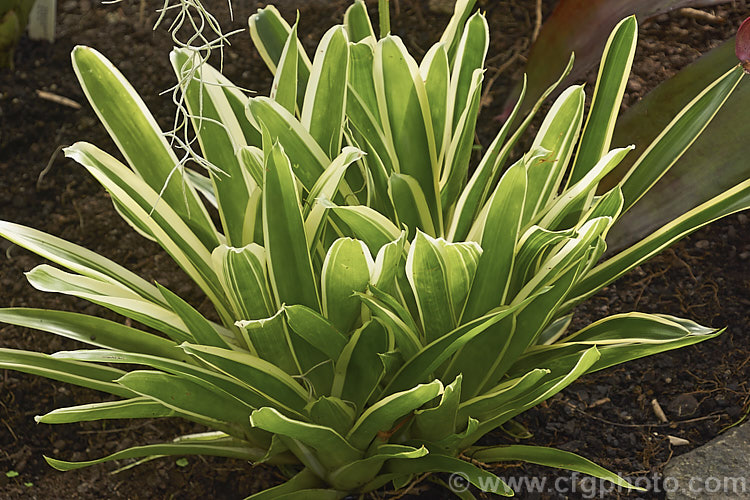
left=1, top=1, right=749, bottom=498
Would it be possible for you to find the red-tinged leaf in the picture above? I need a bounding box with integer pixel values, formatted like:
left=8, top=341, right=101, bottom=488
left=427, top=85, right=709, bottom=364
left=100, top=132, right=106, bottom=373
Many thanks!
left=503, top=0, right=733, bottom=119
left=737, top=16, right=750, bottom=72
left=601, top=38, right=748, bottom=252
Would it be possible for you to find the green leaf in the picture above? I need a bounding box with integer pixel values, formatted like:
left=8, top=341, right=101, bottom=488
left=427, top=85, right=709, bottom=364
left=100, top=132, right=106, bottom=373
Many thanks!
left=464, top=348, right=600, bottom=445
left=420, top=43, right=450, bottom=164
left=374, top=36, right=441, bottom=231
left=71, top=46, right=218, bottom=249
left=469, top=445, right=641, bottom=491
left=157, top=283, right=234, bottom=349
left=0, top=348, right=135, bottom=398
left=370, top=233, right=407, bottom=294
left=438, top=0, right=479, bottom=63
left=447, top=75, right=528, bottom=242
left=0, top=307, right=188, bottom=362
left=347, top=42, right=395, bottom=182
left=511, top=0, right=729, bottom=121
left=44, top=437, right=270, bottom=471
left=464, top=219, right=605, bottom=395
left=170, top=48, right=257, bottom=247
left=413, top=375, right=462, bottom=443
left=450, top=54, right=574, bottom=241
left=510, top=313, right=721, bottom=381
left=52, top=349, right=284, bottom=415
left=439, top=240, right=482, bottom=323
left=248, top=5, right=312, bottom=110
left=347, top=39, right=384, bottom=131
left=507, top=226, right=575, bottom=299
left=271, top=21, right=300, bottom=114
left=183, top=168, right=218, bottom=208
left=584, top=187, right=625, bottom=223
left=180, top=343, right=310, bottom=414
left=237, top=146, right=265, bottom=191
left=285, top=305, right=348, bottom=361
left=605, top=40, right=749, bottom=251
left=344, top=0, right=375, bottom=42
left=116, top=371, right=255, bottom=438
left=250, top=407, right=362, bottom=470
left=405, top=231, right=455, bottom=341
left=569, top=16, right=637, bottom=186
left=328, top=444, right=427, bottom=491
left=304, top=147, right=364, bottom=243
left=301, top=25, right=350, bottom=158
left=448, top=12, right=488, bottom=133
left=246, top=97, right=328, bottom=192
left=263, top=140, right=320, bottom=312
left=211, top=243, right=275, bottom=321
left=322, top=238, right=373, bottom=334
left=218, top=74, right=262, bottom=148
left=462, top=159, right=527, bottom=320
left=347, top=380, right=442, bottom=450
left=236, top=309, right=299, bottom=375
left=381, top=454, right=513, bottom=496
left=323, top=201, right=402, bottom=254
left=458, top=369, right=549, bottom=422
left=246, top=305, right=332, bottom=396
left=25, top=264, right=194, bottom=344
left=332, top=321, right=390, bottom=413
left=65, top=143, right=232, bottom=323
left=36, top=397, right=175, bottom=424
left=356, top=289, right=421, bottom=360
left=523, top=85, right=585, bottom=224
left=539, top=146, right=633, bottom=230
left=618, top=65, right=744, bottom=214
left=389, top=174, right=437, bottom=237
left=0, top=220, right=165, bottom=307
left=307, top=396, right=356, bottom=436
left=567, top=177, right=750, bottom=307
left=536, top=313, right=573, bottom=346
left=383, top=306, right=521, bottom=397
left=245, top=468, right=328, bottom=500
left=441, top=68, right=484, bottom=214
left=517, top=217, right=611, bottom=304
left=265, top=487, right=345, bottom=499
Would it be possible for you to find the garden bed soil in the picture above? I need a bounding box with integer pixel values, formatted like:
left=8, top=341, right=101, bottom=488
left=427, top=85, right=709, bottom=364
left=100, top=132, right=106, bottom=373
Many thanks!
left=1, top=0, right=749, bottom=498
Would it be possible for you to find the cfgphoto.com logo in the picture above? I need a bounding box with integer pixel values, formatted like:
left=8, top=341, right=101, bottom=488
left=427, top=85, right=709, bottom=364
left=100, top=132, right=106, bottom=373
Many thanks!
left=447, top=471, right=748, bottom=498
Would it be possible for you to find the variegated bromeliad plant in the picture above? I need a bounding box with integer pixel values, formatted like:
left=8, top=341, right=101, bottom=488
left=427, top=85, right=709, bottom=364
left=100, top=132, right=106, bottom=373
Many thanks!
left=1, top=1, right=749, bottom=498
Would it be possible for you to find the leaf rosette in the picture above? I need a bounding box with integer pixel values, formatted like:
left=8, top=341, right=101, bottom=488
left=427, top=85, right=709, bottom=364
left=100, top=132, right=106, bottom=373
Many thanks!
left=0, top=1, right=747, bottom=498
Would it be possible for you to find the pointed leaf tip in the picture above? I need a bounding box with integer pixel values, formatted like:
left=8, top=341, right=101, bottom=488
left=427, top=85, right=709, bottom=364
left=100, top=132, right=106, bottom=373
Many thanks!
left=737, top=16, right=750, bottom=73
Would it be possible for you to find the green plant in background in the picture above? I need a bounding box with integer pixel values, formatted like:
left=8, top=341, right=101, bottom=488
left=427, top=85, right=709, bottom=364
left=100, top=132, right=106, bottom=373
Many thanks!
left=0, top=0, right=36, bottom=68
left=1, top=0, right=749, bottom=497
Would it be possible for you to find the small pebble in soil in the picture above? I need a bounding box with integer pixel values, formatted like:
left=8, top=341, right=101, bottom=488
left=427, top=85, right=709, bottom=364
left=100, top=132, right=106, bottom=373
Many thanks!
left=667, top=393, right=700, bottom=417
left=627, top=78, right=642, bottom=92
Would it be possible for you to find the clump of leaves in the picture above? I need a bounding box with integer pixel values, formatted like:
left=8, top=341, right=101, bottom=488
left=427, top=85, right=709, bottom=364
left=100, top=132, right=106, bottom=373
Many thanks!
left=0, top=1, right=748, bottom=498
left=0, top=0, right=37, bottom=68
